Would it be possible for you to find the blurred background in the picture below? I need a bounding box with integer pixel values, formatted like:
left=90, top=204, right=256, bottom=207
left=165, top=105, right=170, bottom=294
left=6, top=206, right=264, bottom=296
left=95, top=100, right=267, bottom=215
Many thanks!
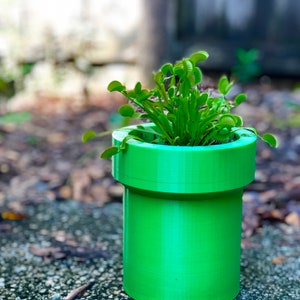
left=0, top=2, right=300, bottom=297
left=1, top=0, right=300, bottom=112
left=0, top=0, right=300, bottom=220
left=0, top=0, right=300, bottom=300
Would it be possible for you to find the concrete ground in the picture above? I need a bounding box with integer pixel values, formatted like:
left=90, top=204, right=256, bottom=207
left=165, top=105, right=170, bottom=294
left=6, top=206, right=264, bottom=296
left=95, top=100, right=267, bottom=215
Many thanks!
left=0, top=200, right=299, bottom=300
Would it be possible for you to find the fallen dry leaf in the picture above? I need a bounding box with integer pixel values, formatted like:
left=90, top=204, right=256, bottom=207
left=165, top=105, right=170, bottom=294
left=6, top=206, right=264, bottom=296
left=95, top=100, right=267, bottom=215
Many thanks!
left=272, top=256, right=286, bottom=264
left=47, top=132, right=66, bottom=144
left=71, top=169, right=91, bottom=201
left=259, top=208, right=286, bottom=222
left=1, top=211, right=28, bottom=220
left=58, top=185, right=73, bottom=200
left=90, top=185, right=109, bottom=206
left=65, top=282, right=95, bottom=300
left=285, top=212, right=300, bottom=226
left=28, top=245, right=66, bottom=260
left=108, top=184, right=123, bottom=199
left=241, top=239, right=262, bottom=249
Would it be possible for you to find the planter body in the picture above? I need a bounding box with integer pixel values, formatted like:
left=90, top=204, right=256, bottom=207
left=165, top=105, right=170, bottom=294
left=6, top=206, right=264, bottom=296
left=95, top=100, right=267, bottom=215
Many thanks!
left=112, top=124, right=256, bottom=300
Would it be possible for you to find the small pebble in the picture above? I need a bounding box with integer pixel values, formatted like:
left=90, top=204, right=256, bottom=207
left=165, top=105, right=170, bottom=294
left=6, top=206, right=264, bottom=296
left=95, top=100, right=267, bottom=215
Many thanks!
left=50, top=293, right=61, bottom=300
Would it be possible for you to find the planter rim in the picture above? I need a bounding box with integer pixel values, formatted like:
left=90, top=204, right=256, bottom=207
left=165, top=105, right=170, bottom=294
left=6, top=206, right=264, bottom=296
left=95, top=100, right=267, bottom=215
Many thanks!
left=112, top=123, right=256, bottom=151
left=112, top=123, right=257, bottom=193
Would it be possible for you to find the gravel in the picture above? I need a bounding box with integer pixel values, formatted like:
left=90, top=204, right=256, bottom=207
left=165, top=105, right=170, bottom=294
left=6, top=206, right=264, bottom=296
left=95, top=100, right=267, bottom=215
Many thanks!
left=237, top=224, right=300, bottom=300
left=0, top=199, right=299, bottom=299
left=0, top=200, right=129, bottom=300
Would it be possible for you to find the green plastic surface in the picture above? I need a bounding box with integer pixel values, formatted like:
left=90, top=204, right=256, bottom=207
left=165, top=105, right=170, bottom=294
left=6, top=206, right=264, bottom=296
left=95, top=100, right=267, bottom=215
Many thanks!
left=112, top=124, right=257, bottom=300
left=112, top=123, right=256, bottom=193
left=123, top=188, right=243, bottom=300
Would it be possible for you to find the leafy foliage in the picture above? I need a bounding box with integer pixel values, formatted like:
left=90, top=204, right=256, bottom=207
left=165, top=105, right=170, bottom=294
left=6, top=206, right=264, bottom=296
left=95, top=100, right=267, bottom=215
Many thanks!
left=0, top=111, right=31, bottom=124
left=83, top=51, right=277, bottom=158
left=0, top=62, right=34, bottom=100
left=232, top=48, right=261, bottom=83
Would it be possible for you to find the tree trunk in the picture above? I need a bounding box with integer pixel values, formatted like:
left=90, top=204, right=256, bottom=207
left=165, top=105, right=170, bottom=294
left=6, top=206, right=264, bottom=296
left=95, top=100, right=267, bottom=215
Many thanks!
left=137, top=0, right=173, bottom=87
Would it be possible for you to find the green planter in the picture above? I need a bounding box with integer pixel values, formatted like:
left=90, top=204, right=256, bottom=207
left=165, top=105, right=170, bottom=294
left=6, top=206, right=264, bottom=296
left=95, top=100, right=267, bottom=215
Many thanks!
left=112, top=123, right=256, bottom=300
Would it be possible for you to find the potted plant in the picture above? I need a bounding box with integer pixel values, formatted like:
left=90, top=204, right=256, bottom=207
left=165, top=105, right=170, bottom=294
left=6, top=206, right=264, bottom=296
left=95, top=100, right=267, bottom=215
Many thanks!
left=83, top=51, right=277, bottom=300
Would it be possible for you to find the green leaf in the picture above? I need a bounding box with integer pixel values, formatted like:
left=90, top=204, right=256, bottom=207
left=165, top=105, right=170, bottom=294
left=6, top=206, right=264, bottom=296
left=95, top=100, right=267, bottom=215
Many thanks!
left=206, top=97, right=216, bottom=108
left=262, top=133, right=278, bottom=147
left=167, top=113, right=176, bottom=123
left=183, top=59, right=193, bottom=73
left=218, top=115, right=236, bottom=126
left=134, top=82, right=142, bottom=94
left=152, top=71, right=163, bottom=83
left=218, top=76, right=228, bottom=95
left=161, top=63, right=173, bottom=75
left=218, top=76, right=234, bottom=95
left=237, top=48, right=259, bottom=63
left=225, top=83, right=234, bottom=95
left=189, top=51, right=209, bottom=65
left=100, top=146, right=119, bottom=159
left=118, top=104, right=135, bottom=117
left=244, top=127, right=258, bottom=136
left=22, top=63, right=34, bottom=75
left=193, top=67, right=202, bottom=85
left=120, top=134, right=146, bottom=150
left=232, top=115, right=243, bottom=126
left=236, top=48, right=248, bottom=63
left=107, top=80, right=125, bottom=92
left=167, top=86, right=176, bottom=98
left=173, top=63, right=185, bottom=77
left=181, top=80, right=191, bottom=96
left=234, top=93, right=247, bottom=105
left=197, top=93, right=208, bottom=106
left=0, top=111, right=31, bottom=124
left=127, top=90, right=137, bottom=98
left=82, top=130, right=97, bottom=143
left=0, top=77, right=9, bottom=92
left=136, top=90, right=151, bottom=102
